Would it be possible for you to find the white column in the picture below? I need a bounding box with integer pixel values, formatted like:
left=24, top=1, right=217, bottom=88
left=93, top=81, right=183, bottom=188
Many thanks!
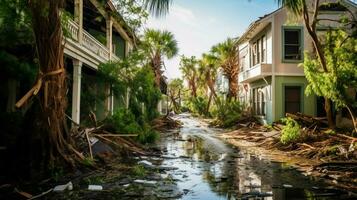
left=106, top=16, right=113, bottom=60
left=72, top=60, right=82, bottom=125
left=125, top=87, right=130, bottom=109
left=157, top=100, right=162, bottom=114
left=74, top=0, right=83, bottom=43
left=105, top=85, right=113, bottom=115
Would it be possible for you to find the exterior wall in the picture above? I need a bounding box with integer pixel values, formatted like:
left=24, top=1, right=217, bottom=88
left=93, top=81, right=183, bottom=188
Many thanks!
left=272, top=8, right=313, bottom=76
left=266, top=24, right=273, bottom=65
left=238, top=42, right=249, bottom=72
left=274, top=76, right=316, bottom=121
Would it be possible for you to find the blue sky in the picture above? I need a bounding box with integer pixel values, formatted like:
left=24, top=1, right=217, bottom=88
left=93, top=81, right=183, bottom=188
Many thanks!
left=145, top=0, right=279, bottom=80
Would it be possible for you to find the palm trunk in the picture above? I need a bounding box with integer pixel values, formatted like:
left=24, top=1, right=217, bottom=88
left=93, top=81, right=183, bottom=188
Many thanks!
left=206, top=92, right=213, bottom=114
left=227, top=76, right=238, bottom=101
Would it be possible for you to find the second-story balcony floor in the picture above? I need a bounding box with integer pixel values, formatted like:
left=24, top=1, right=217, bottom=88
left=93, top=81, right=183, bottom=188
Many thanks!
left=239, top=63, right=272, bottom=83
left=64, top=19, right=119, bottom=70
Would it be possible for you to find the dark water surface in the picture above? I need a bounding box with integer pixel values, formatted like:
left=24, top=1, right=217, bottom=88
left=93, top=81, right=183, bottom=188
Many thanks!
left=156, top=114, right=356, bottom=200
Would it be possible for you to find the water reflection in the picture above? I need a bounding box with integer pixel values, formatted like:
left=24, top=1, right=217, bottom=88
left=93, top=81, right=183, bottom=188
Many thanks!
left=159, top=114, right=354, bottom=200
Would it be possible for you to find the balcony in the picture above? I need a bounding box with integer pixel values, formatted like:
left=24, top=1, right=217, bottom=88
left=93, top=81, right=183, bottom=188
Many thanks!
left=65, top=20, right=119, bottom=69
left=239, top=63, right=272, bottom=83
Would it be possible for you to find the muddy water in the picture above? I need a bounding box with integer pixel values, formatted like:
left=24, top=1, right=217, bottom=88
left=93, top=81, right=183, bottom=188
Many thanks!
left=156, top=114, right=355, bottom=200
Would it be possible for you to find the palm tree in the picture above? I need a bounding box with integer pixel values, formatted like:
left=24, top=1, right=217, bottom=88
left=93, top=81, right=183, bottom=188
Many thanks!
left=144, top=0, right=173, bottom=17
left=141, top=29, right=178, bottom=90
left=211, top=38, right=239, bottom=101
left=180, top=55, right=199, bottom=98
left=277, top=0, right=335, bottom=128
left=198, top=53, right=220, bottom=113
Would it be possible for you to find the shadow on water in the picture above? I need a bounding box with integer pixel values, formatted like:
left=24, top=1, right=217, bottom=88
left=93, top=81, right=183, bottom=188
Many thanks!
left=159, top=114, right=356, bottom=200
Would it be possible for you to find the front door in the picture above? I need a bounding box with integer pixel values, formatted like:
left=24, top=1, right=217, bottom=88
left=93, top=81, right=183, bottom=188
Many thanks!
left=285, top=86, right=301, bottom=114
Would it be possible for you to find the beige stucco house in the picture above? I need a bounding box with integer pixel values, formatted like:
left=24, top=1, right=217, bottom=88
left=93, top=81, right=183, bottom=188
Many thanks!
left=237, top=0, right=357, bottom=124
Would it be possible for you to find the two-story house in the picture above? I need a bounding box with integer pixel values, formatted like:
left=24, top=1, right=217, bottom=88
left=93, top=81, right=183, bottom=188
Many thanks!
left=63, top=0, right=137, bottom=124
left=237, top=0, right=357, bottom=124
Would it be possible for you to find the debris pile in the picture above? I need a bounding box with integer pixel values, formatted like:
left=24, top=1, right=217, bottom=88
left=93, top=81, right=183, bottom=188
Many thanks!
left=151, top=115, right=182, bottom=131
left=221, top=113, right=357, bottom=190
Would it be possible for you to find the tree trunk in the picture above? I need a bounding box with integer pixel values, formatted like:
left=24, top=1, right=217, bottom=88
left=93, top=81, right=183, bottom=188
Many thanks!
left=28, top=0, right=82, bottom=168
left=302, top=2, right=335, bottom=128
left=325, top=98, right=335, bottom=129
left=227, top=76, right=238, bottom=101
left=346, top=105, right=357, bottom=133
left=206, top=92, right=213, bottom=114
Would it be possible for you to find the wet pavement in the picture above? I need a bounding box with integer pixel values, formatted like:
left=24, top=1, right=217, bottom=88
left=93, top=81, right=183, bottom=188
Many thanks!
left=150, top=114, right=356, bottom=200
left=46, top=114, right=357, bottom=200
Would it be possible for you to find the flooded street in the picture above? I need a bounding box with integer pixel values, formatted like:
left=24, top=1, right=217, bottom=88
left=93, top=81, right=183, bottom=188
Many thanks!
left=154, top=114, right=354, bottom=200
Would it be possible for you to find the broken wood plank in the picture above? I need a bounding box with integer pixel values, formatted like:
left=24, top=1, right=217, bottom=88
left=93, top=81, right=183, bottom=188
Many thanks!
left=85, top=129, right=93, bottom=160
left=14, top=188, right=32, bottom=199
left=93, top=133, right=138, bottom=137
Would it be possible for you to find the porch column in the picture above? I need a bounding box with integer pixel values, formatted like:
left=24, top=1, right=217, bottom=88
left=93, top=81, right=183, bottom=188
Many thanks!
left=74, top=0, right=83, bottom=43
left=72, top=60, right=82, bottom=125
left=125, top=87, right=130, bottom=110
left=105, top=85, right=114, bottom=116
left=106, top=15, right=113, bottom=60
left=157, top=100, right=162, bottom=114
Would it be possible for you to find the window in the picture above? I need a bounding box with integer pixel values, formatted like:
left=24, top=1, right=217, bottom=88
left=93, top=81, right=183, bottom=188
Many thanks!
left=261, top=35, right=266, bottom=63
left=250, top=35, right=266, bottom=67
left=284, top=86, right=301, bottom=114
left=240, top=56, right=245, bottom=72
left=257, top=39, right=260, bottom=64
left=253, top=87, right=266, bottom=116
left=252, top=43, right=257, bottom=66
left=283, top=27, right=303, bottom=61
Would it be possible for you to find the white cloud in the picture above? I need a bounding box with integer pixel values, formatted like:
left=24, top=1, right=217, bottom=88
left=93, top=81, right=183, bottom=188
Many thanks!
left=170, top=5, right=197, bottom=27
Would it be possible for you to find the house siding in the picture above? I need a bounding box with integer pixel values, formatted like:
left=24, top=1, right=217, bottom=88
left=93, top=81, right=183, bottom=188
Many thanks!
left=274, top=76, right=316, bottom=121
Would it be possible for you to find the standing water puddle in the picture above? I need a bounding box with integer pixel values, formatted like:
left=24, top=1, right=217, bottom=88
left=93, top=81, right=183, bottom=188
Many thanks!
left=154, top=114, right=355, bottom=200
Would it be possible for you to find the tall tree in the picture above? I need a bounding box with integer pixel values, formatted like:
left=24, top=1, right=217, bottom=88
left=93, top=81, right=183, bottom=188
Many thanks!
left=199, top=53, right=219, bottom=113
left=277, top=0, right=356, bottom=128
left=211, top=38, right=239, bottom=101
left=13, top=0, right=83, bottom=168
left=180, top=55, right=199, bottom=98
left=141, top=29, right=178, bottom=89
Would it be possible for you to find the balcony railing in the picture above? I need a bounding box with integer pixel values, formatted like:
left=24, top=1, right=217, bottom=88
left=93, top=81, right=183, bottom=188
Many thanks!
left=239, top=63, right=272, bottom=83
left=67, top=20, right=113, bottom=62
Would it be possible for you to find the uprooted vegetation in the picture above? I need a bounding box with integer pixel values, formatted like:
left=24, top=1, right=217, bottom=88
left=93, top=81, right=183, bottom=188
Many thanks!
left=220, top=112, right=357, bottom=190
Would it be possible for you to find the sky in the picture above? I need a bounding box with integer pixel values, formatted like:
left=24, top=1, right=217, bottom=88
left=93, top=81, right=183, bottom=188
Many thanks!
left=144, top=0, right=279, bottom=80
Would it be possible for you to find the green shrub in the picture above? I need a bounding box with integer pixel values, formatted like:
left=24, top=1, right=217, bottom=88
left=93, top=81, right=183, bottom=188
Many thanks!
left=188, top=96, right=208, bottom=116
left=280, top=117, right=301, bottom=144
left=137, top=124, right=160, bottom=144
left=132, top=165, right=147, bottom=177
left=105, top=108, right=141, bottom=134
left=212, top=99, right=242, bottom=127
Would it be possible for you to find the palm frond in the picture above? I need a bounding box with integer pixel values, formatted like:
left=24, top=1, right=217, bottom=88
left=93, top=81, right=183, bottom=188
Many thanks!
left=143, top=0, right=172, bottom=17
left=277, top=0, right=305, bottom=15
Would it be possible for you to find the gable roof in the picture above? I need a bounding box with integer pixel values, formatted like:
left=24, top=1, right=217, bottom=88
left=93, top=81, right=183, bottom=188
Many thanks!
left=237, top=0, right=357, bottom=45
left=237, top=7, right=282, bottom=44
